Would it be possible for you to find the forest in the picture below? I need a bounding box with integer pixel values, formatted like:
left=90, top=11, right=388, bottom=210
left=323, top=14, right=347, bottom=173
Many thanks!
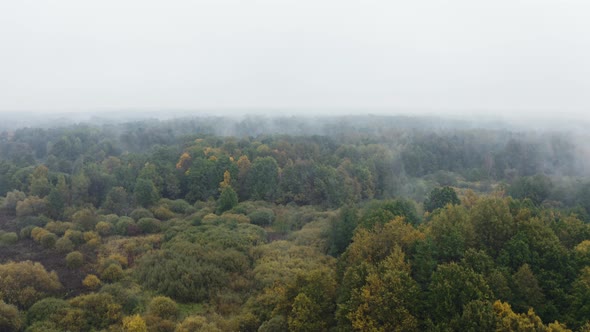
left=1, top=114, right=590, bottom=331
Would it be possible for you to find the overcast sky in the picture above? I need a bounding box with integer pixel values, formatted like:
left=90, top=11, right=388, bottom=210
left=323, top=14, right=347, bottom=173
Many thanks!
left=0, top=0, right=589, bottom=117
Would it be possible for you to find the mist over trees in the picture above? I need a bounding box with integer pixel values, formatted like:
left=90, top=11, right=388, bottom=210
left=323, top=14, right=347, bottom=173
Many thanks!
left=0, top=114, right=590, bottom=331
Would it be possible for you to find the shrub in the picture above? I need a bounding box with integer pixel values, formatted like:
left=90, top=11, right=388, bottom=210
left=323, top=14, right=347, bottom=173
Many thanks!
left=16, top=196, right=47, bottom=217
left=95, top=221, right=112, bottom=237
left=0, top=232, right=18, bottom=246
left=31, top=227, right=50, bottom=242
left=137, top=218, right=161, bottom=234
left=40, top=232, right=57, bottom=249
left=122, top=314, right=148, bottom=332
left=55, top=236, right=75, bottom=253
left=248, top=208, right=275, bottom=227
left=69, top=293, right=122, bottom=330
left=116, top=217, right=135, bottom=235
left=130, top=208, right=153, bottom=221
left=101, top=264, right=124, bottom=283
left=0, top=300, right=22, bottom=331
left=153, top=206, right=175, bottom=220
left=147, top=296, right=179, bottom=320
left=19, top=226, right=34, bottom=239
left=63, top=229, right=84, bottom=245
left=26, top=297, right=70, bottom=324
left=71, top=208, right=98, bottom=231
left=161, top=199, right=193, bottom=214
left=82, top=275, right=101, bottom=290
left=66, top=251, right=84, bottom=269
left=44, top=221, right=73, bottom=236
left=176, top=315, right=221, bottom=332
left=0, top=261, right=62, bottom=308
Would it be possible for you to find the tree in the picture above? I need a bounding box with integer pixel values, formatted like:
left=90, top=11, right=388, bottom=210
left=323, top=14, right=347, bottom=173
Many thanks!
left=429, top=204, right=475, bottom=262
left=123, top=314, right=148, bottom=332
left=428, top=263, right=492, bottom=325
left=134, top=179, right=159, bottom=207
left=103, top=186, right=130, bottom=215
left=248, top=157, right=279, bottom=201
left=345, top=246, right=419, bottom=332
left=0, top=300, right=22, bottom=332
left=28, top=165, right=51, bottom=198
left=424, top=186, right=460, bottom=212
left=0, top=261, right=62, bottom=308
left=217, top=186, right=238, bottom=214
left=329, top=205, right=359, bottom=256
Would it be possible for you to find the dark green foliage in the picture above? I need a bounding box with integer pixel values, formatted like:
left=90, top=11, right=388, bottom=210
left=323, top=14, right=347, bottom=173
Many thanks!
left=360, top=199, right=419, bottom=228
left=137, top=217, right=162, bottom=234
left=102, top=186, right=130, bottom=215
left=329, top=205, right=358, bottom=256
left=217, top=186, right=238, bottom=214
left=509, top=174, right=552, bottom=205
left=134, top=248, right=228, bottom=302
left=248, top=157, right=279, bottom=201
left=65, top=251, right=84, bottom=269
left=428, top=263, right=492, bottom=324
left=424, top=186, right=460, bottom=212
left=130, top=207, right=154, bottom=221
left=27, top=298, right=70, bottom=325
left=134, top=178, right=159, bottom=207
left=248, top=208, right=275, bottom=227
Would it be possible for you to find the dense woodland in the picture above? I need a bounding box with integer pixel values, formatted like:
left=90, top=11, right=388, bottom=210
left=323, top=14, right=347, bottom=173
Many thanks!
left=1, top=115, right=590, bottom=331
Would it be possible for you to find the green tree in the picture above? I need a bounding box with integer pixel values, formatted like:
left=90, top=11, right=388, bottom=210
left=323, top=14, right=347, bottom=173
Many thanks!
left=428, top=263, right=492, bottom=326
left=103, top=186, right=130, bottom=215
left=248, top=157, right=279, bottom=201
left=329, top=204, right=359, bottom=256
left=134, top=179, right=159, bottom=207
left=424, top=186, right=460, bottom=212
left=217, top=186, right=238, bottom=214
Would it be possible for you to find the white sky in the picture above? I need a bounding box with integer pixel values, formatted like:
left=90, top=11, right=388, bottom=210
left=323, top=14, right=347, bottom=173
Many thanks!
left=0, top=0, right=589, bottom=117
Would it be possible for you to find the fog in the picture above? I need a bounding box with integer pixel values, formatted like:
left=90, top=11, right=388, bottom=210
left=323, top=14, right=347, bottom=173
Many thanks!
left=1, top=0, right=589, bottom=120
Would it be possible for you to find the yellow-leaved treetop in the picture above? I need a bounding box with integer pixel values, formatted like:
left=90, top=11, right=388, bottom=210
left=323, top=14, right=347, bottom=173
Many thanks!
left=122, top=314, right=148, bottom=332
left=176, top=152, right=191, bottom=171
left=220, top=170, right=231, bottom=190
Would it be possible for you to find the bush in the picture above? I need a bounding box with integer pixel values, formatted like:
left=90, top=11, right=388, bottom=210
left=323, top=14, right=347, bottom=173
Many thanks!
left=122, top=314, right=148, bottom=332
left=0, top=300, right=22, bottom=331
left=55, top=236, right=75, bottom=253
left=137, top=218, right=162, bottom=234
left=44, top=221, right=73, bottom=236
left=16, top=215, right=50, bottom=229
left=153, top=206, right=175, bottom=221
left=101, top=264, right=124, bottom=283
left=19, top=226, right=34, bottom=239
left=40, top=232, right=58, bottom=249
left=130, top=208, right=154, bottom=221
left=95, top=221, right=112, bottom=237
left=0, top=261, right=62, bottom=308
left=0, top=232, right=18, bottom=246
left=31, top=227, right=51, bottom=242
left=147, top=296, right=179, bottom=320
left=82, top=274, right=101, bottom=290
left=116, top=217, right=136, bottom=236
left=71, top=208, right=98, bottom=231
left=69, top=293, right=122, bottom=330
left=63, top=229, right=84, bottom=245
left=248, top=208, right=275, bottom=227
left=161, top=199, right=193, bottom=214
left=26, top=297, right=70, bottom=324
left=66, top=251, right=84, bottom=269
